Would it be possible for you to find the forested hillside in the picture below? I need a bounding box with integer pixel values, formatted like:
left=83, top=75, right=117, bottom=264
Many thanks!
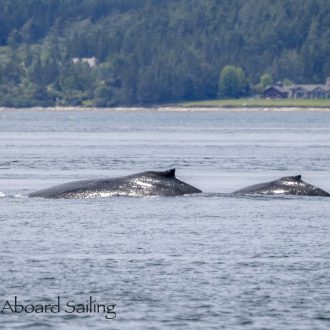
left=0, top=0, right=329, bottom=106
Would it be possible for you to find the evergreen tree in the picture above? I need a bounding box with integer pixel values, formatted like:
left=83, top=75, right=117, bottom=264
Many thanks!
left=0, top=0, right=329, bottom=106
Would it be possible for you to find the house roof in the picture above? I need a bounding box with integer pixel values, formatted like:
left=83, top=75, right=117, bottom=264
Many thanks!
left=290, top=84, right=330, bottom=92
left=72, top=57, right=97, bottom=68
left=264, top=85, right=290, bottom=94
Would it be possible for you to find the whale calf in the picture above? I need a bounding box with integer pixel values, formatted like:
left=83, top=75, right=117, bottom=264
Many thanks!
left=28, top=169, right=202, bottom=198
left=233, top=175, right=330, bottom=197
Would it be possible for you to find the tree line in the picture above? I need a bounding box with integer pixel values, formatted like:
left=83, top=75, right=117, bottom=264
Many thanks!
left=0, top=0, right=329, bottom=107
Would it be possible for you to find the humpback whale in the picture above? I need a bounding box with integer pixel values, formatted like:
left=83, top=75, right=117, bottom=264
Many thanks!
left=233, top=175, right=330, bottom=197
left=28, top=168, right=202, bottom=198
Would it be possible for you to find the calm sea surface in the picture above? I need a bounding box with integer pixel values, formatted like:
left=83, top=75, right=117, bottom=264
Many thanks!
left=1, top=108, right=330, bottom=329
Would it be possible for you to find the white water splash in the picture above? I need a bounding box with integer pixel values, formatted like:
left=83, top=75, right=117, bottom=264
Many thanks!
left=13, top=194, right=26, bottom=198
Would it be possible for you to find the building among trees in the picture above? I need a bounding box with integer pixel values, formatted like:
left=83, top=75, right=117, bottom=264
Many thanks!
left=72, top=57, right=97, bottom=68
left=263, top=78, right=330, bottom=99
left=263, top=83, right=290, bottom=99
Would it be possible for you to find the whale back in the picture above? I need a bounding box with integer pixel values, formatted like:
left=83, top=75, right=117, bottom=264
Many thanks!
left=233, top=175, right=330, bottom=197
left=28, top=168, right=202, bottom=198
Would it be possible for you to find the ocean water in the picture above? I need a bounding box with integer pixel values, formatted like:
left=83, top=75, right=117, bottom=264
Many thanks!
left=1, top=108, right=330, bottom=329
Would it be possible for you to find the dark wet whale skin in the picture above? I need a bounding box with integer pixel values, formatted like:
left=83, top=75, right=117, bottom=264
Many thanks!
left=28, top=168, right=202, bottom=198
left=233, top=175, right=330, bottom=197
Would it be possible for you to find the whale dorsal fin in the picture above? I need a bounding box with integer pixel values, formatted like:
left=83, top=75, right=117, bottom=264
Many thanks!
left=160, top=168, right=176, bottom=178
left=145, top=168, right=176, bottom=178
left=280, top=175, right=302, bottom=182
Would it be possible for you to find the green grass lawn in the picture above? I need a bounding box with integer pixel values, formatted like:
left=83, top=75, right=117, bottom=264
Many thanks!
left=179, top=98, right=330, bottom=108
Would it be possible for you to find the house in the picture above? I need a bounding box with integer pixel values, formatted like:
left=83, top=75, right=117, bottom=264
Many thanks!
left=263, top=78, right=330, bottom=99
left=263, top=83, right=290, bottom=98
left=72, top=57, right=97, bottom=68
left=290, top=84, right=329, bottom=98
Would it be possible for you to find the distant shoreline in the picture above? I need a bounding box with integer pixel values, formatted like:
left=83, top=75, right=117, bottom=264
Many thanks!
left=1, top=101, right=330, bottom=112
left=1, top=107, right=330, bottom=112
left=178, top=98, right=330, bottom=108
